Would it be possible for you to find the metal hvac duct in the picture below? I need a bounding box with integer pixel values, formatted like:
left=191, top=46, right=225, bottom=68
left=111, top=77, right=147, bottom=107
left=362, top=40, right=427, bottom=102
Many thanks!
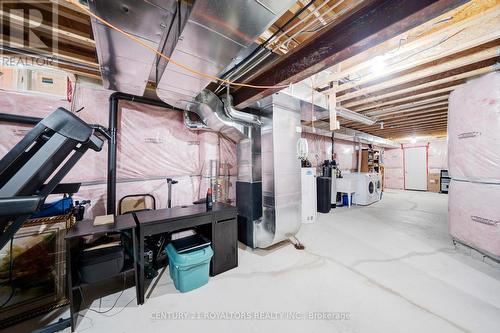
left=189, top=90, right=302, bottom=249
left=246, top=93, right=302, bottom=249
left=90, top=0, right=300, bottom=248
left=88, top=0, right=181, bottom=95
left=155, top=0, right=295, bottom=109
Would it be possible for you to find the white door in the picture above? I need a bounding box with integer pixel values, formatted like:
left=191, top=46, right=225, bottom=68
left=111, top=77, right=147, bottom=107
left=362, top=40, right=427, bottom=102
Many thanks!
left=404, top=147, right=427, bottom=190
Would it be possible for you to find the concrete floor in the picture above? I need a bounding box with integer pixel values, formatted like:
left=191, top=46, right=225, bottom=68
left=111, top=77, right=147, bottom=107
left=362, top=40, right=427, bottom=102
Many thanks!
left=10, top=190, right=500, bottom=333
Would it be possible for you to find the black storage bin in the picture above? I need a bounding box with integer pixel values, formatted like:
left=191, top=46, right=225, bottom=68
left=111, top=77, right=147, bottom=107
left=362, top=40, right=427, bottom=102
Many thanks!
left=317, top=176, right=332, bottom=213
left=212, top=217, right=238, bottom=275
left=79, top=245, right=125, bottom=284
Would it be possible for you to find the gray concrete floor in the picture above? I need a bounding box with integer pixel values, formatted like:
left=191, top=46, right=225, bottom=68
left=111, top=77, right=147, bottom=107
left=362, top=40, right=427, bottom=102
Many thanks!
left=9, top=190, right=500, bottom=333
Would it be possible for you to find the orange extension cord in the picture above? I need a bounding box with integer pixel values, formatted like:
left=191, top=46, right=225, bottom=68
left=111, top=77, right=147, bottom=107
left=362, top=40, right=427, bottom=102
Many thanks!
left=68, top=0, right=291, bottom=90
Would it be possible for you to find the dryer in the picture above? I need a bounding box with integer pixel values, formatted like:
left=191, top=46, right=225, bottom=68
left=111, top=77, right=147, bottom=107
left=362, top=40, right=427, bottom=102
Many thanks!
left=342, top=172, right=380, bottom=205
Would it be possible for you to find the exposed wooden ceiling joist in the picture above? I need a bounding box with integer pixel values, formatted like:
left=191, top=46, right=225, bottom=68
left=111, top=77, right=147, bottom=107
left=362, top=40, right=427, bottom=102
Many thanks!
left=365, top=118, right=449, bottom=129
left=0, top=8, right=95, bottom=48
left=301, top=1, right=499, bottom=139
left=376, top=107, right=448, bottom=120
left=319, top=1, right=500, bottom=88
left=352, top=114, right=449, bottom=132
left=351, top=87, right=456, bottom=112
left=232, top=0, right=469, bottom=108
left=343, top=60, right=497, bottom=109
left=364, top=99, right=449, bottom=116
left=336, top=41, right=499, bottom=102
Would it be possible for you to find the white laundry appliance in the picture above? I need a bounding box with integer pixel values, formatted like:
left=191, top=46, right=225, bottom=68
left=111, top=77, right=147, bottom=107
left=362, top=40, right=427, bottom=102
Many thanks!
left=342, top=172, right=381, bottom=205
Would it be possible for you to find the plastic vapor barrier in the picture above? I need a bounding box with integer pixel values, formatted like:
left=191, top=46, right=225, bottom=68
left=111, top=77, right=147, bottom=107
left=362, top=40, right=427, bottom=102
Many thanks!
left=0, top=86, right=237, bottom=218
left=383, top=148, right=404, bottom=189
left=448, top=72, right=500, bottom=183
left=448, top=179, right=500, bottom=259
left=447, top=72, right=500, bottom=260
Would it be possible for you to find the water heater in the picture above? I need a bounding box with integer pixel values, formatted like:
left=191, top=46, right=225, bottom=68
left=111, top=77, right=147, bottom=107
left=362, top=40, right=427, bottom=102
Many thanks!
left=301, top=167, right=317, bottom=223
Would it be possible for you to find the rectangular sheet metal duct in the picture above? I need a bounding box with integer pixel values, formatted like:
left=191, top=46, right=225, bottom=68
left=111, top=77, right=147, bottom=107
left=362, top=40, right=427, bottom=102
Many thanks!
left=237, top=93, right=302, bottom=248
left=156, top=0, right=295, bottom=109
left=89, top=0, right=178, bottom=95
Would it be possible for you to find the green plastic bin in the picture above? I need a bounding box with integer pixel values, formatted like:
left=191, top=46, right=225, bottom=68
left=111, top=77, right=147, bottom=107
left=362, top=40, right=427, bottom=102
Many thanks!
left=166, top=243, right=213, bottom=293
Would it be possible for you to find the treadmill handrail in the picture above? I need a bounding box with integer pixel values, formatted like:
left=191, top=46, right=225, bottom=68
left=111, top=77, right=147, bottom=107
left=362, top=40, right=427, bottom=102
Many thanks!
left=41, top=108, right=93, bottom=143
left=0, top=196, right=43, bottom=216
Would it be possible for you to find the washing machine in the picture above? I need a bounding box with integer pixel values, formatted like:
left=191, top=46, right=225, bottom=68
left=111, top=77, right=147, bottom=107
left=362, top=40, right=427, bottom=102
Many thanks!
left=373, top=173, right=382, bottom=200
left=342, top=172, right=380, bottom=205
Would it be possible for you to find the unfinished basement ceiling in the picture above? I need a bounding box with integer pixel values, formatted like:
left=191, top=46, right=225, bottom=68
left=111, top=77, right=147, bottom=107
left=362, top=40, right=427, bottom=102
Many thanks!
left=2, top=0, right=497, bottom=140
left=302, top=0, right=499, bottom=139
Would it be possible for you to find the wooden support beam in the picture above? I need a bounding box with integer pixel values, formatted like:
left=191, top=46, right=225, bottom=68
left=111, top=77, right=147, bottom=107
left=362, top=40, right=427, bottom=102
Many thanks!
left=377, top=107, right=448, bottom=120
left=1, top=32, right=99, bottom=68
left=337, top=43, right=499, bottom=102
left=299, top=0, right=327, bottom=26
left=232, top=0, right=469, bottom=108
left=366, top=128, right=448, bottom=139
left=351, top=87, right=457, bottom=112
left=351, top=110, right=449, bottom=130
left=364, top=99, right=449, bottom=116
left=319, top=3, right=500, bottom=89
left=357, top=114, right=449, bottom=131
left=342, top=57, right=498, bottom=107
left=369, top=121, right=448, bottom=133
left=0, top=9, right=95, bottom=47
left=386, top=130, right=448, bottom=139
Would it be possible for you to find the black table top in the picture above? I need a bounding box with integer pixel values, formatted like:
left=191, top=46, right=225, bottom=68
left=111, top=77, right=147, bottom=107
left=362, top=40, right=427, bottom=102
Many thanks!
left=134, top=203, right=235, bottom=225
left=65, top=213, right=136, bottom=239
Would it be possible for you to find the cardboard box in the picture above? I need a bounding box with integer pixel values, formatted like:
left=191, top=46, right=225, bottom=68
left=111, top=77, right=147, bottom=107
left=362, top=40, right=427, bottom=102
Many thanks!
left=428, top=173, right=440, bottom=192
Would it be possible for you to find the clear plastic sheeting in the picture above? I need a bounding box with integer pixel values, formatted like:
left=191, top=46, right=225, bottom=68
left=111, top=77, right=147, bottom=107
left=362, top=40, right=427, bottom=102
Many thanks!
left=448, top=179, right=500, bottom=259
left=0, top=87, right=238, bottom=218
left=448, top=72, right=500, bottom=183
left=428, top=139, right=448, bottom=174
left=335, top=141, right=358, bottom=172
left=118, top=102, right=200, bottom=179
left=0, top=89, right=70, bottom=118
left=300, top=132, right=359, bottom=172
left=301, top=132, right=331, bottom=168
left=383, top=148, right=404, bottom=189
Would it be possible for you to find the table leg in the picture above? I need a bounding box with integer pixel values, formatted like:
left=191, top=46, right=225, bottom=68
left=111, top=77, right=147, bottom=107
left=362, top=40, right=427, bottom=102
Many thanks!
left=348, top=193, right=351, bottom=208
left=132, top=228, right=140, bottom=305
left=138, top=228, right=145, bottom=305
left=66, top=239, right=75, bottom=332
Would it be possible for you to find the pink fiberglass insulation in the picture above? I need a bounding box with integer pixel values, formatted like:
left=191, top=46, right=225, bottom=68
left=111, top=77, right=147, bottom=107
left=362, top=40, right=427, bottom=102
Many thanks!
left=428, top=139, right=448, bottom=174
left=300, top=132, right=359, bottom=172
left=0, top=89, right=70, bottom=118
left=383, top=148, right=403, bottom=168
left=117, top=102, right=200, bottom=179
left=384, top=168, right=404, bottom=190
left=448, top=179, right=500, bottom=259
left=301, top=132, right=331, bottom=168
left=0, top=87, right=237, bottom=218
left=383, top=148, right=404, bottom=189
left=448, top=72, right=500, bottom=183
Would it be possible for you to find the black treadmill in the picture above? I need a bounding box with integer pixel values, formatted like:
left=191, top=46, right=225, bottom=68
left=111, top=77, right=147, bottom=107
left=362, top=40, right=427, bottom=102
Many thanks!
left=0, top=107, right=104, bottom=249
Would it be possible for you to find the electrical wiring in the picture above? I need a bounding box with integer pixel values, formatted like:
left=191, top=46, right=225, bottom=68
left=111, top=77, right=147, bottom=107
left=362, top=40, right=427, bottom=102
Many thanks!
left=68, top=0, right=291, bottom=90
left=78, top=273, right=126, bottom=315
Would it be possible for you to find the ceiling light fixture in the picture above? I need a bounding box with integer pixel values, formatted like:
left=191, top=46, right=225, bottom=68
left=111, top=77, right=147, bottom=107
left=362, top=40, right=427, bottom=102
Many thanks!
left=371, top=55, right=387, bottom=76
left=336, top=107, right=377, bottom=126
